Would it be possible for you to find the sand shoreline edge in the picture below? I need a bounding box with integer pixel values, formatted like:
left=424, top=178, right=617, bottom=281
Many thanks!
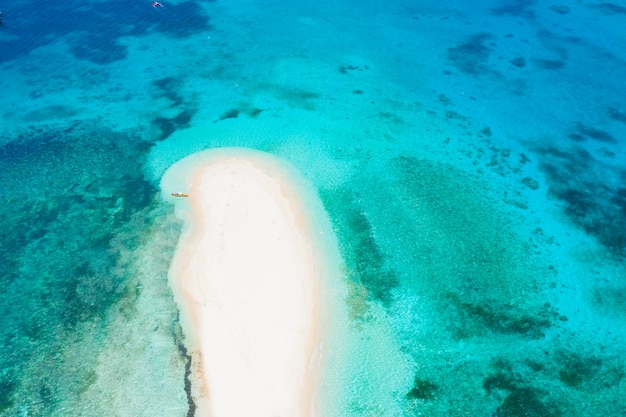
left=161, top=147, right=340, bottom=417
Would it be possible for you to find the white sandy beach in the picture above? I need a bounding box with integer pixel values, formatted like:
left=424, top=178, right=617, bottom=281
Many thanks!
left=167, top=151, right=323, bottom=417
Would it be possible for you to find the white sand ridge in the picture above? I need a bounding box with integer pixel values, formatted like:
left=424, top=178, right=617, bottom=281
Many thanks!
left=163, top=148, right=328, bottom=417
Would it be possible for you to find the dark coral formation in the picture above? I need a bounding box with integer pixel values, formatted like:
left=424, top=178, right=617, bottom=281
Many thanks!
left=536, top=145, right=626, bottom=258
left=495, top=387, right=559, bottom=417
left=0, top=122, right=168, bottom=414
left=447, top=33, right=494, bottom=75
left=607, top=107, right=626, bottom=123
left=592, top=2, right=626, bottom=15
left=556, top=351, right=602, bottom=388
left=444, top=293, right=557, bottom=339
left=152, top=77, right=186, bottom=107
left=490, top=0, right=537, bottom=19
left=150, top=76, right=197, bottom=140
left=480, top=345, right=626, bottom=417
left=0, top=127, right=155, bottom=322
left=521, top=177, right=540, bottom=190
left=0, top=377, right=16, bottom=414
left=510, top=56, right=527, bottom=68
left=570, top=123, right=617, bottom=144
left=153, top=110, right=195, bottom=141
left=406, top=376, right=438, bottom=401
left=321, top=191, right=399, bottom=306
left=484, top=358, right=561, bottom=417
left=218, top=109, right=240, bottom=121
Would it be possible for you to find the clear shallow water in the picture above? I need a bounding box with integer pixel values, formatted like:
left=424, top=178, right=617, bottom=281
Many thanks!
left=1, top=0, right=625, bottom=416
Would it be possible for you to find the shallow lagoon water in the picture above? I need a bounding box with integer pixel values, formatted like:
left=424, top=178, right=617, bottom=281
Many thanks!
left=1, top=0, right=625, bottom=416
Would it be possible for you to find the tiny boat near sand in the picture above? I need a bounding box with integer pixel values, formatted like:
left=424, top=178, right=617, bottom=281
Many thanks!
left=171, top=192, right=189, bottom=198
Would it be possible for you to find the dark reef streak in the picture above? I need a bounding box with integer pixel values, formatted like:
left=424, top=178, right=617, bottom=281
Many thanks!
left=173, top=315, right=196, bottom=417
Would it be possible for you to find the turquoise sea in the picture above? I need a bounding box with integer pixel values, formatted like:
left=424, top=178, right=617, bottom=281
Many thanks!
left=1, top=0, right=625, bottom=415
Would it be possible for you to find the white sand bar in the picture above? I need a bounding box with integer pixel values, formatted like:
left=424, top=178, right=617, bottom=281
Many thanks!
left=163, top=149, right=328, bottom=417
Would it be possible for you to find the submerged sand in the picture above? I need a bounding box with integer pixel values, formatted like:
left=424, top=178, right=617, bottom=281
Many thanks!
left=165, top=149, right=325, bottom=417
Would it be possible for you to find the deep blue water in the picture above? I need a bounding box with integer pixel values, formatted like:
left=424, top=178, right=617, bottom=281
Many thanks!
left=1, top=0, right=210, bottom=63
